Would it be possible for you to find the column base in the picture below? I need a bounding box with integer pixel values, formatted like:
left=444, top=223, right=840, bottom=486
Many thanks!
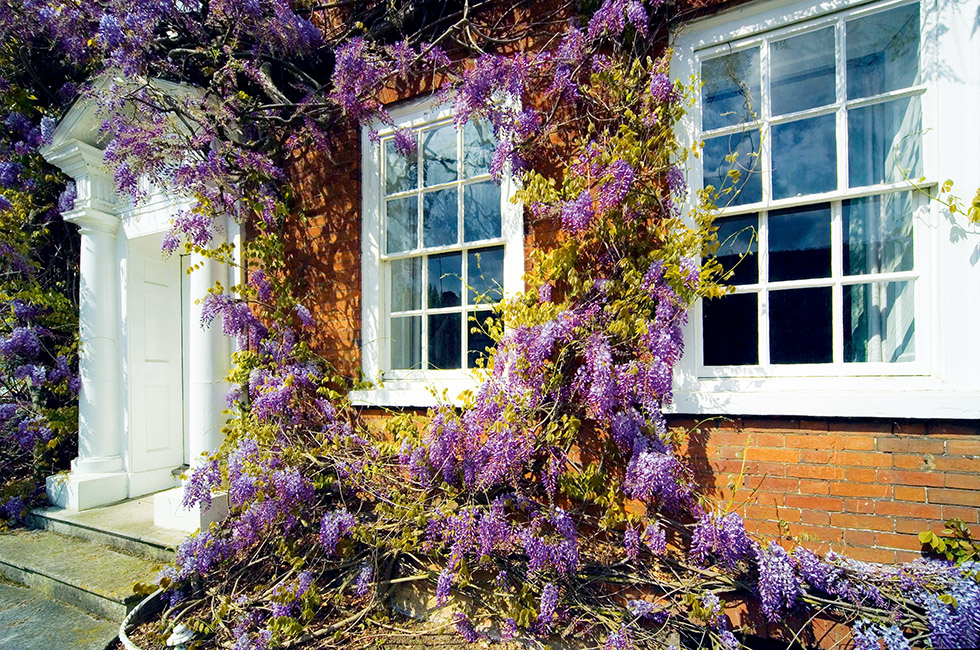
left=72, top=455, right=124, bottom=474
left=46, top=471, right=129, bottom=511
left=153, top=487, right=228, bottom=533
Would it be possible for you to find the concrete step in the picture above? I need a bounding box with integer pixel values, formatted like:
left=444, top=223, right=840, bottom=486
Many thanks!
left=0, top=528, right=164, bottom=620
left=27, top=496, right=186, bottom=563
left=0, top=578, right=118, bottom=650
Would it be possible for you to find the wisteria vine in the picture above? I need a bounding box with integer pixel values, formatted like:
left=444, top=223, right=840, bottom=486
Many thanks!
left=0, top=1, right=977, bottom=650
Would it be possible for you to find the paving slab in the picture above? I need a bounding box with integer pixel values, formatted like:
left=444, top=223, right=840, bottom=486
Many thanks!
left=0, top=579, right=117, bottom=650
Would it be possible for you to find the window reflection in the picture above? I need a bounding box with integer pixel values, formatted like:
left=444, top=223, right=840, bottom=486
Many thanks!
left=423, top=124, right=458, bottom=187
left=772, top=114, right=837, bottom=199
left=714, top=215, right=758, bottom=286
left=771, top=27, right=836, bottom=115
left=703, top=129, right=762, bottom=205
left=848, top=97, right=922, bottom=188
left=769, top=204, right=832, bottom=282
left=844, top=281, right=915, bottom=363
left=703, top=293, right=759, bottom=366
left=846, top=4, right=920, bottom=100
left=769, top=287, right=833, bottom=364
left=702, top=48, right=761, bottom=131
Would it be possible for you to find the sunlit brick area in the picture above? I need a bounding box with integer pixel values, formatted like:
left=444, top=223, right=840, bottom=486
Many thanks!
left=676, top=417, right=980, bottom=562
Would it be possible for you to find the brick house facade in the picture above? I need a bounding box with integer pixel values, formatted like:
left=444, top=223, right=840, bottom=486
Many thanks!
left=280, top=0, right=980, bottom=567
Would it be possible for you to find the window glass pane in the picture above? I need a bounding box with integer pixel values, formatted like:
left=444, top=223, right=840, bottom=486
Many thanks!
left=386, top=196, right=418, bottom=254
left=844, top=281, right=915, bottom=362
left=423, top=124, right=458, bottom=187
left=467, top=310, right=496, bottom=369
left=771, top=27, right=836, bottom=115
left=390, top=257, right=421, bottom=312
left=847, top=96, right=921, bottom=188
left=702, top=48, right=761, bottom=131
left=843, top=192, right=914, bottom=276
left=702, top=293, right=758, bottom=365
left=769, top=204, right=832, bottom=282
left=703, top=129, right=762, bottom=205
left=423, top=188, right=459, bottom=248
left=467, top=246, right=505, bottom=305
left=428, top=313, right=462, bottom=370
left=385, top=137, right=417, bottom=195
left=846, top=4, right=919, bottom=100
left=770, top=287, right=832, bottom=364
left=390, top=316, right=421, bottom=370
left=464, top=182, right=502, bottom=242
left=714, top=215, right=758, bottom=285
left=464, top=119, right=496, bottom=178
left=428, top=252, right=462, bottom=308
left=771, top=114, right=837, bottom=199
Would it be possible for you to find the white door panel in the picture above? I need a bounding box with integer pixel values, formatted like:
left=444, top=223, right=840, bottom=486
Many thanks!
left=128, top=243, right=183, bottom=474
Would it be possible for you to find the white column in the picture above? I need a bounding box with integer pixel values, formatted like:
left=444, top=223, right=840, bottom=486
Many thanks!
left=69, top=211, right=124, bottom=473
left=187, top=237, right=231, bottom=466
left=42, top=139, right=130, bottom=510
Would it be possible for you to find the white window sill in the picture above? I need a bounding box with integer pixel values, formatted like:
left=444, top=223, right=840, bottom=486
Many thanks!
left=350, top=376, right=481, bottom=408
left=671, top=375, right=980, bottom=419
left=353, top=377, right=980, bottom=417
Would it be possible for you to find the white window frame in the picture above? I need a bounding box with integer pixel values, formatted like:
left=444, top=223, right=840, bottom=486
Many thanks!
left=670, top=0, right=980, bottom=418
left=353, top=97, right=524, bottom=407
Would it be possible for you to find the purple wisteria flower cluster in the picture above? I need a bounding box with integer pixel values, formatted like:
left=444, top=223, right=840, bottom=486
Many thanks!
left=0, top=284, right=80, bottom=524
left=0, top=235, right=76, bottom=519
left=690, top=510, right=755, bottom=570
left=754, top=542, right=801, bottom=622
left=546, top=149, right=641, bottom=235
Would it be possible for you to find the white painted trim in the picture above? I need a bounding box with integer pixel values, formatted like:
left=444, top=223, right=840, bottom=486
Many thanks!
left=670, top=0, right=980, bottom=418
left=350, top=381, right=480, bottom=408
left=359, top=96, right=524, bottom=406
left=670, top=386, right=980, bottom=419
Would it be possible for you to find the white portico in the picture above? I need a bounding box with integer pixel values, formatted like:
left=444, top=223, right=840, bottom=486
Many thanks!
left=40, top=85, right=232, bottom=530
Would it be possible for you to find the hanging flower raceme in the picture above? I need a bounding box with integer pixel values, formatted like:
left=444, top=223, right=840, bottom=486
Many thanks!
left=330, top=37, right=391, bottom=124
left=690, top=510, right=756, bottom=570
left=200, top=293, right=268, bottom=345
left=318, top=509, right=356, bottom=555
left=755, top=542, right=802, bottom=622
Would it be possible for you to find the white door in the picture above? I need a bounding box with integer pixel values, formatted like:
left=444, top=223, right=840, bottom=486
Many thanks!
left=180, top=253, right=191, bottom=465
left=128, top=237, right=184, bottom=475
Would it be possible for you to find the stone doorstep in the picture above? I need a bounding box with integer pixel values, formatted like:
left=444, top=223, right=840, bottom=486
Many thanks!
left=0, top=528, right=165, bottom=621
left=28, top=496, right=187, bottom=563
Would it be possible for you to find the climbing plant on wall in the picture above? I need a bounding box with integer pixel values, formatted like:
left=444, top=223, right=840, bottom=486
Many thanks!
left=0, top=1, right=977, bottom=649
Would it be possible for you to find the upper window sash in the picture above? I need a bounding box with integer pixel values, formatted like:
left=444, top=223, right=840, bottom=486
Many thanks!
left=695, top=1, right=925, bottom=210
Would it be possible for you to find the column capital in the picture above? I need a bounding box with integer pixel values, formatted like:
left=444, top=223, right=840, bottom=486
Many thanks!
left=63, top=208, right=120, bottom=236
left=41, top=138, right=117, bottom=216
left=41, top=138, right=108, bottom=178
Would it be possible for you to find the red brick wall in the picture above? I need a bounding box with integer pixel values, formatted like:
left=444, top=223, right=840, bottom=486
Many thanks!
left=283, top=125, right=363, bottom=380
left=674, top=416, right=980, bottom=563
